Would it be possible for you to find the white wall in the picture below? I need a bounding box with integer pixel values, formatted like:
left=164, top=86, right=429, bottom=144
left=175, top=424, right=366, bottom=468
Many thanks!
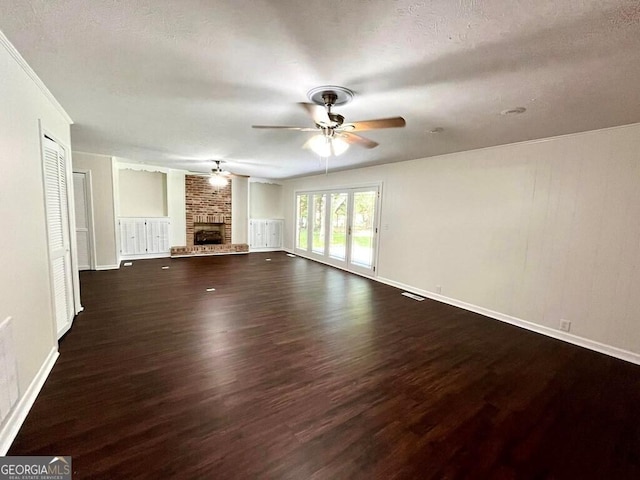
left=283, top=123, right=640, bottom=360
left=72, top=152, right=119, bottom=268
left=232, top=177, right=249, bottom=244
left=118, top=169, right=167, bottom=217
left=0, top=31, right=72, bottom=451
left=250, top=182, right=283, bottom=219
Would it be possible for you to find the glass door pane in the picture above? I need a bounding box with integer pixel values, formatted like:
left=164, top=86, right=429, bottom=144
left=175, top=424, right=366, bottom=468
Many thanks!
left=312, top=193, right=326, bottom=254
left=349, top=190, right=377, bottom=269
left=329, top=193, right=348, bottom=260
left=296, top=194, right=308, bottom=250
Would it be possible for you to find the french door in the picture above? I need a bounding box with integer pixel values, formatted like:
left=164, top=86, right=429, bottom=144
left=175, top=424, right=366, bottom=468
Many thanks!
left=295, top=186, right=380, bottom=276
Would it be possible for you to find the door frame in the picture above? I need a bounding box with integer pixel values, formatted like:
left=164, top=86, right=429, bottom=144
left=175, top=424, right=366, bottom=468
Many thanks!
left=72, top=169, right=97, bottom=270
left=293, top=182, right=382, bottom=278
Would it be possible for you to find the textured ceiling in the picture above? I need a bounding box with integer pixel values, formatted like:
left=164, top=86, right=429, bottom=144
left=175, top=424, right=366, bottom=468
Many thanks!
left=1, top=0, right=640, bottom=179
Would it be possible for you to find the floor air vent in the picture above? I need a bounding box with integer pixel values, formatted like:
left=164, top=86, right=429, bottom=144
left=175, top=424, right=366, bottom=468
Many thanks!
left=402, top=292, right=425, bottom=301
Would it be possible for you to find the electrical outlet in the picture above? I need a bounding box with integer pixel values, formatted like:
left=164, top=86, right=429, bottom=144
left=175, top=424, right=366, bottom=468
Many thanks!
left=559, top=319, right=571, bottom=332
left=435, top=285, right=442, bottom=294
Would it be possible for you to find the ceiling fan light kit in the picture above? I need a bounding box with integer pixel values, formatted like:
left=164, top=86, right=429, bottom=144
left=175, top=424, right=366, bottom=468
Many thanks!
left=307, top=134, right=349, bottom=157
left=252, top=85, right=406, bottom=159
left=199, top=160, right=229, bottom=187
left=208, top=175, right=228, bottom=187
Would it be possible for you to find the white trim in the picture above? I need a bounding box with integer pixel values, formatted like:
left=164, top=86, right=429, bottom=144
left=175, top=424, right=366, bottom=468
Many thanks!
left=376, top=276, right=640, bottom=366
left=0, top=347, right=59, bottom=455
left=425, top=121, right=640, bottom=160
left=116, top=161, right=183, bottom=175
left=65, top=150, right=82, bottom=313
left=72, top=169, right=98, bottom=270
left=249, top=177, right=283, bottom=185
left=95, top=264, right=120, bottom=271
left=0, top=31, right=72, bottom=124
left=284, top=249, right=640, bottom=365
left=250, top=248, right=284, bottom=253
left=57, top=320, right=72, bottom=338
left=285, top=249, right=378, bottom=282
left=293, top=184, right=382, bottom=276
left=111, top=158, right=121, bottom=267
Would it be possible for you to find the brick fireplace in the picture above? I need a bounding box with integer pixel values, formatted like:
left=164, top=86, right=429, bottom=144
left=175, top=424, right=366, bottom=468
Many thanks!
left=170, top=175, right=249, bottom=256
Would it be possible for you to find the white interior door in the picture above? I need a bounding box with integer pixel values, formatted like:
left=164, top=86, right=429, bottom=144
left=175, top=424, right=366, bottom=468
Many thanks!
left=73, top=172, right=92, bottom=270
left=43, top=137, right=75, bottom=337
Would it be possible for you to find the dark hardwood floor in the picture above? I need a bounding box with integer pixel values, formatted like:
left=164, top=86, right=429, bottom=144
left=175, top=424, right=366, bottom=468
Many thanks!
left=9, top=252, right=640, bottom=479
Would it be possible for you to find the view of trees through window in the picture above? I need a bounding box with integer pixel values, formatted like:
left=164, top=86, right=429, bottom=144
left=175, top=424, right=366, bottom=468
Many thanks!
left=295, top=187, right=378, bottom=271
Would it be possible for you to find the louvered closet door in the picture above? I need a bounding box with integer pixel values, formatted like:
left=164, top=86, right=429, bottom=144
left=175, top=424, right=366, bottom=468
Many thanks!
left=43, top=137, right=74, bottom=337
left=119, top=218, right=147, bottom=255
left=146, top=219, right=170, bottom=253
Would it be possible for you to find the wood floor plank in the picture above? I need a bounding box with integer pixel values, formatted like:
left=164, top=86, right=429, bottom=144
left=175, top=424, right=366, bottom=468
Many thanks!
left=9, top=252, right=640, bottom=479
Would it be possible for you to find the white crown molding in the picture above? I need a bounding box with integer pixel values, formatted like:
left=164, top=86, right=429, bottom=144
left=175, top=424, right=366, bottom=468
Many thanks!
left=0, top=30, right=73, bottom=125
left=0, top=347, right=59, bottom=455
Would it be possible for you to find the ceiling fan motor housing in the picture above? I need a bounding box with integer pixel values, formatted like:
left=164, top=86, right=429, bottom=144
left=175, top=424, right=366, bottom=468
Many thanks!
left=307, top=85, right=354, bottom=107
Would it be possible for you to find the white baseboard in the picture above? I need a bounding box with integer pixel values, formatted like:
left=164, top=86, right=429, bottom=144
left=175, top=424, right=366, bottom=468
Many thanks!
left=95, top=264, right=119, bottom=271
left=283, top=250, right=640, bottom=365
left=0, top=347, right=59, bottom=455
left=56, top=320, right=72, bottom=339
left=250, top=248, right=284, bottom=253
left=376, top=276, right=640, bottom=366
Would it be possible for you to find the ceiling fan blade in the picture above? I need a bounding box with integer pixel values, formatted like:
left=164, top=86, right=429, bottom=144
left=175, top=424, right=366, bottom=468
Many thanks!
left=341, top=132, right=379, bottom=149
left=346, top=117, right=406, bottom=131
left=252, top=125, right=318, bottom=131
left=299, top=103, right=331, bottom=126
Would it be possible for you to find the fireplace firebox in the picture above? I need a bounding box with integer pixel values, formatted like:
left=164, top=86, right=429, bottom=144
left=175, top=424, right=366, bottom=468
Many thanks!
left=194, top=223, right=226, bottom=245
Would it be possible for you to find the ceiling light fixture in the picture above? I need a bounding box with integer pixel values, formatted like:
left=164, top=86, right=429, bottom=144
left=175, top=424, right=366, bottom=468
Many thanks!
left=209, top=174, right=228, bottom=187
left=307, top=134, right=349, bottom=157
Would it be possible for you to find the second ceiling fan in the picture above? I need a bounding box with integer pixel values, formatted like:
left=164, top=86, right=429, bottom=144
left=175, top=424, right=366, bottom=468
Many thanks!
left=252, top=86, right=406, bottom=157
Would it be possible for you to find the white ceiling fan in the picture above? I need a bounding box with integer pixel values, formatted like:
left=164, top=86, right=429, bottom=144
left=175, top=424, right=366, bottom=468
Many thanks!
left=187, top=160, right=242, bottom=186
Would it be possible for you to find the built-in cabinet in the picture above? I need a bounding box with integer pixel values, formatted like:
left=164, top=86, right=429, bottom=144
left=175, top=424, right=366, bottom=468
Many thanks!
left=119, top=217, right=171, bottom=259
left=249, top=219, right=283, bottom=251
